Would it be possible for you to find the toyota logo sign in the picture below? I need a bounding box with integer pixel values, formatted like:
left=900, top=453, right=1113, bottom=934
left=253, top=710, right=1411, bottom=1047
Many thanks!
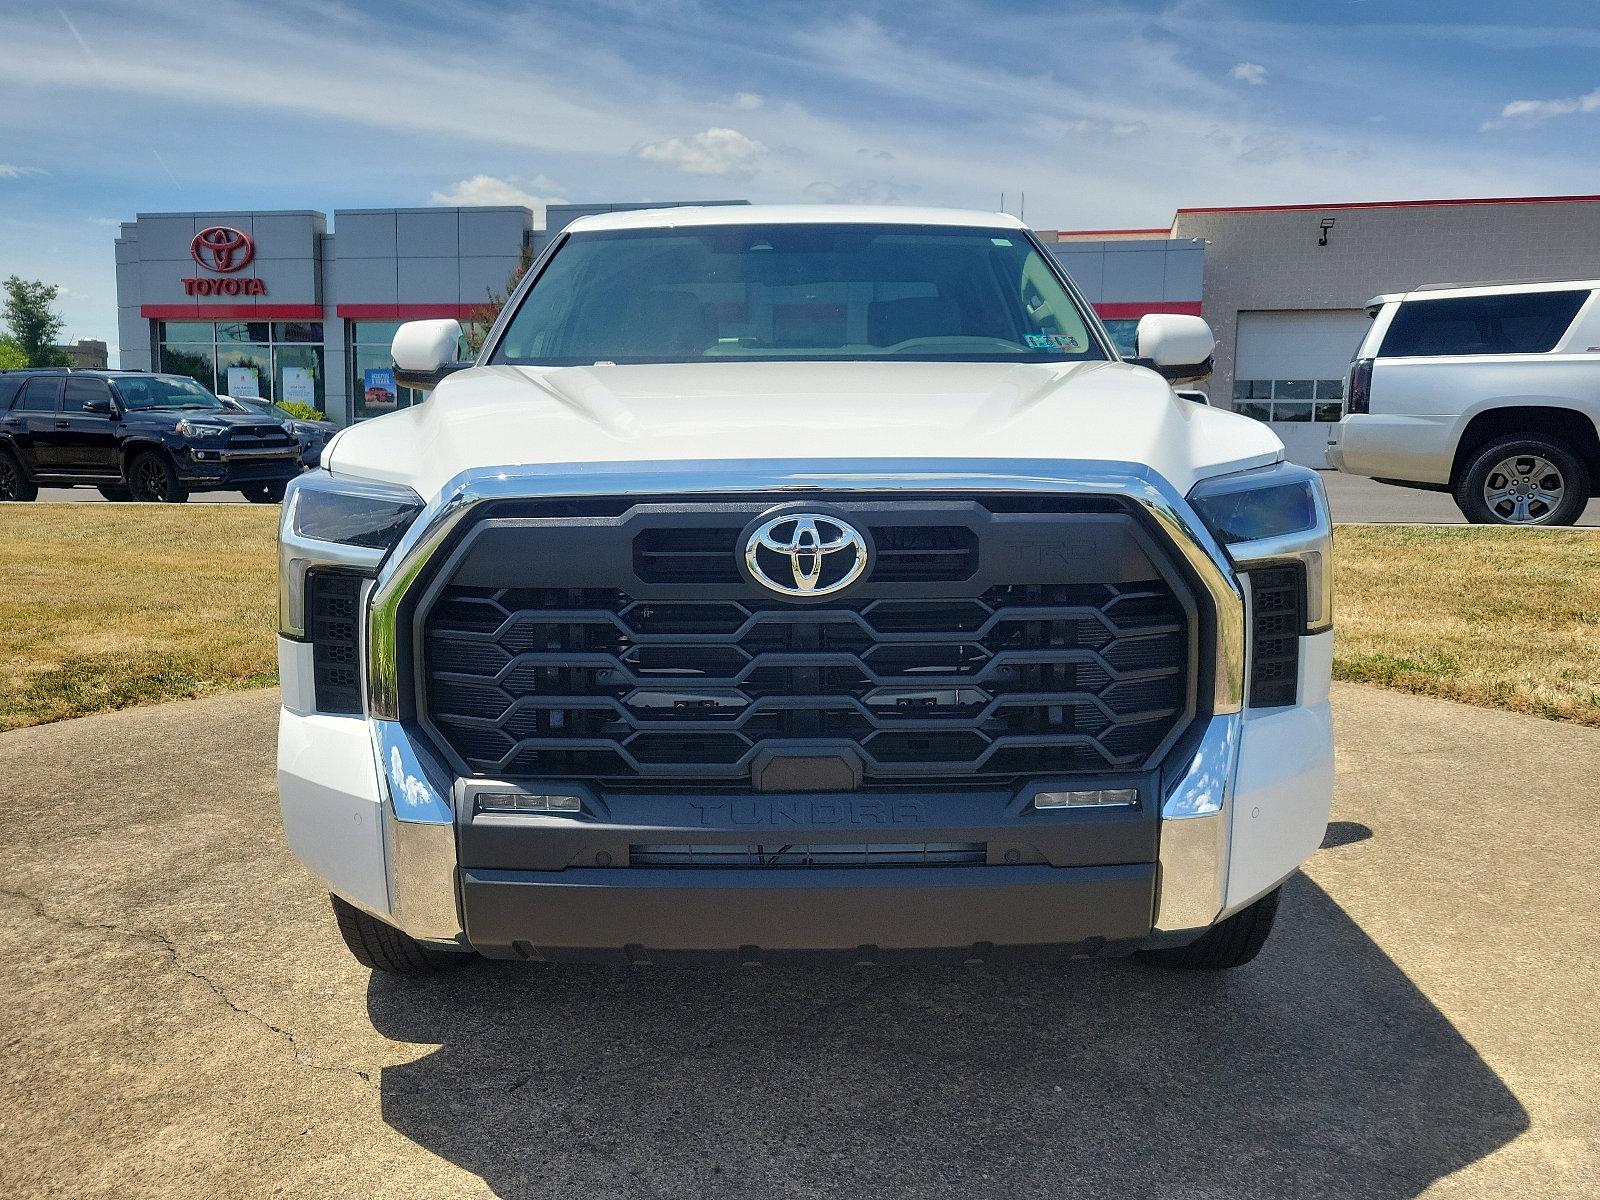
left=190, top=226, right=254, bottom=273
left=742, top=511, right=871, bottom=599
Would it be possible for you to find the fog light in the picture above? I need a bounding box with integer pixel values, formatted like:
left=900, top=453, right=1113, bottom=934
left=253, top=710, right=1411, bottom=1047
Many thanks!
left=1034, top=788, right=1138, bottom=809
left=476, top=792, right=583, bottom=814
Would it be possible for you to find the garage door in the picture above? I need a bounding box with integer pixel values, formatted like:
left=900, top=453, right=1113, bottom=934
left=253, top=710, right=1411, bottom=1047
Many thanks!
left=1234, top=310, right=1373, bottom=467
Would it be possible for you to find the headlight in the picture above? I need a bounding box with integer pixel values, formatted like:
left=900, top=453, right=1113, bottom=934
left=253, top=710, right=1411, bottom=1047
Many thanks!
left=278, top=471, right=425, bottom=638
left=1188, top=461, right=1332, bottom=631
left=176, top=419, right=229, bottom=440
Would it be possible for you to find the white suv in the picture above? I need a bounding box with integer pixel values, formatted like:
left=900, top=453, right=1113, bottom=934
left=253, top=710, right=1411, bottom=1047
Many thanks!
left=1329, top=279, right=1600, bottom=524
left=276, top=206, right=1333, bottom=975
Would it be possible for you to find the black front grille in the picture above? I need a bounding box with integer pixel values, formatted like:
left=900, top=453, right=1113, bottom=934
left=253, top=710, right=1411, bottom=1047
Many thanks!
left=1245, top=566, right=1302, bottom=708
left=227, top=423, right=297, bottom=451
left=633, top=525, right=977, bottom=585
left=631, top=842, right=987, bottom=867
left=308, top=570, right=363, bottom=714
left=422, top=499, right=1195, bottom=785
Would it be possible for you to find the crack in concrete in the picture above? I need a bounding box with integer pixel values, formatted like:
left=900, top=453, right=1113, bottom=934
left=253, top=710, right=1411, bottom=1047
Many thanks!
left=0, top=886, right=376, bottom=1090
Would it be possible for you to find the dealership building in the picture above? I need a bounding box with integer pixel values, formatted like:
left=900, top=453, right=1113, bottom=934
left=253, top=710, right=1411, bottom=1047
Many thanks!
left=114, top=192, right=1600, bottom=463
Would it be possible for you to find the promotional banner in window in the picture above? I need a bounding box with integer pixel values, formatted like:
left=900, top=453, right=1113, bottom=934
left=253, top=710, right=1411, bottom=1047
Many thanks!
left=363, top=368, right=398, bottom=415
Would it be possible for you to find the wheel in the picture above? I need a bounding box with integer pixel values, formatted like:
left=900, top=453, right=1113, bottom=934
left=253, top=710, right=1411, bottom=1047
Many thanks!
left=330, top=894, right=470, bottom=975
left=241, top=481, right=287, bottom=504
left=0, top=450, right=37, bottom=502
left=96, top=484, right=131, bottom=502
left=1453, top=435, right=1591, bottom=526
left=1138, top=886, right=1281, bottom=970
left=126, top=452, right=189, bottom=503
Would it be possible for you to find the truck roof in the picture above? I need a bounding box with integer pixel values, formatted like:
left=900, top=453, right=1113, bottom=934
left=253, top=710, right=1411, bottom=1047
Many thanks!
left=564, top=204, right=1031, bottom=234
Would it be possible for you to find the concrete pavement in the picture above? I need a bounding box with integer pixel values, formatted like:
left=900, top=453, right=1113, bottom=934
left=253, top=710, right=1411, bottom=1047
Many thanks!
left=1319, top=470, right=1600, bottom=525
left=2, top=684, right=1597, bottom=1198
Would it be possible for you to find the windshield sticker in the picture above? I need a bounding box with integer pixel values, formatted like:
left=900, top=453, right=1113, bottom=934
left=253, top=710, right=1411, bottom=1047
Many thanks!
left=990, top=238, right=1013, bottom=247
left=1025, top=333, right=1082, bottom=351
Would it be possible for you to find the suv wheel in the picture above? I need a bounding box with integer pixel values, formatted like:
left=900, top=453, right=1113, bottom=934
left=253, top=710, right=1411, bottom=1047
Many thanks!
left=126, top=452, right=189, bottom=503
left=1138, top=886, right=1281, bottom=970
left=241, top=481, right=286, bottom=504
left=0, top=450, right=38, bottom=502
left=1454, top=435, right=1591, bottom=526
left=330, top=894, right=472, bottom=975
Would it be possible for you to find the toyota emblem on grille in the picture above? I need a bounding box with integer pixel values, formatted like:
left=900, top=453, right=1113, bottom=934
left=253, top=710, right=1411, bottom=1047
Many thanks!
left=744, top=512, right=870, bottom=598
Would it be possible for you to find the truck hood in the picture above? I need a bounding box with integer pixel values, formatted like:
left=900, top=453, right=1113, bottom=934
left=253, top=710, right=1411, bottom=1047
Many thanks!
left=325, top=360, right=1282, bottom=499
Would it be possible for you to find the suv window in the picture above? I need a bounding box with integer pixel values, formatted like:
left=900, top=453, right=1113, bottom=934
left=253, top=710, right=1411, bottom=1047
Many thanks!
left=65, top=377, right=114, bottom=410
left=1380, top=290, right=1588, bottom=358
left=17, top=378, right=64, bottom=412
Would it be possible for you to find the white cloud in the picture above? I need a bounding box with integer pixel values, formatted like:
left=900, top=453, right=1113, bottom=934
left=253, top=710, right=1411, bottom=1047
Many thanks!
left=636, top=127, right=767, bottom=175
left=1230, top=62, right=1267, bottom=86
left=1484, top=85, right=1600, bottom=128
left=731, top=91, right=764, bottom=110
left=428, top=174, right=568, bottom=210
left=0, top=164, right=43, bottom=178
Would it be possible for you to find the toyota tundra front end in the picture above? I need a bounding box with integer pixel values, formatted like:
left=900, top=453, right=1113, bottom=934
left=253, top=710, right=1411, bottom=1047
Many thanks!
left=276, top=206, right=1333, bottom=974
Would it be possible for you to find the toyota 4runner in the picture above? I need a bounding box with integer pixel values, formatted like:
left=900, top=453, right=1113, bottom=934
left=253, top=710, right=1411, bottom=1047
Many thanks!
left=0, top=370, right=303, bottom=503
left=277, top=206, right=1334, bottom=974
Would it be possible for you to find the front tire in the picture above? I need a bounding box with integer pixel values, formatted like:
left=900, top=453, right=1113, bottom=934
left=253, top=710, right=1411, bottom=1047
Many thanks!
left=241, top=481, right=286, bottom=504
left=0, top=450, right=37, bottom=501
left=1453, top=435, right=1590, bottom=526
left=126, top=452, right=189, bottom=503
left=1138, top=886, right=1281, bottom=970
left=330, top=894, right=470, bottom=975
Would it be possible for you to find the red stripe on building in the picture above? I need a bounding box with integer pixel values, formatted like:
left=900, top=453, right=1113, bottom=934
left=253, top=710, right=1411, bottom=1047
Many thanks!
left=335, top=303, right=486, bottom=320
left=1056, top=227, right=1172, bottom=237
left=1175, top=193, right=1600, bottom=216
left=142, top=304, right=324, bottom=320
left=1093, top=301, right=1203, bottom=319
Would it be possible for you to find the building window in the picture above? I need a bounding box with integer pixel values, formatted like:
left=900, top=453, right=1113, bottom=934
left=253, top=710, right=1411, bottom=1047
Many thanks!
left=347, top=320, right=483, bottom=421
left=349, top=321, right=426, bottom=421
left=1233, top=377, right=1345, bottom=423
left=156, top=321, right=326, bottom=412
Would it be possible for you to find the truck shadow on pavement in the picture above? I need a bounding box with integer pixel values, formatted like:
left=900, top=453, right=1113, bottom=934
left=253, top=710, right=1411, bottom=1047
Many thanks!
left=367, top=872, right=1526, bottom=1199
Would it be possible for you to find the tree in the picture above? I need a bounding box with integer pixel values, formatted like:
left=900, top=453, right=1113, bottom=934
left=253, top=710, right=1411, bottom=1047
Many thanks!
left=2, top=276, right=69, bottom=367
left=463, top=245, right=535, bottom=355
left=0, top=337, right=26, bottom=371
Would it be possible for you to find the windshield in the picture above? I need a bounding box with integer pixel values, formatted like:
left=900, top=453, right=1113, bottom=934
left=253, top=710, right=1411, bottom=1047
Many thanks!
left=116, top=375, right=225, bottom=411
left=491, top=223, right=1107, bottom=366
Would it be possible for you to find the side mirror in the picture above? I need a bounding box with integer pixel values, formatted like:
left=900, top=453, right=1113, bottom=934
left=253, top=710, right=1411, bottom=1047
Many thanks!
left=83, top=397, right=117, bottom=416
left=1132, top=314, right=1215, bottom=383
left=391, top=319, right=470, bottom=391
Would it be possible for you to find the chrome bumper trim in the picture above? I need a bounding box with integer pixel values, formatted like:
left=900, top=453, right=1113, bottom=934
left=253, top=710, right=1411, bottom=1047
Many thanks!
left=1151, top=712, right=1240, bottom=934
left=371, top=719, right=463, bottom=941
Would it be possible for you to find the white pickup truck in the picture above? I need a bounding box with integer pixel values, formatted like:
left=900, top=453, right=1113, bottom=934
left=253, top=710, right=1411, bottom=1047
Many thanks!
left=1329, top=279, right=1600, bottom=524
left=276, top=206, right=1334, bottom=975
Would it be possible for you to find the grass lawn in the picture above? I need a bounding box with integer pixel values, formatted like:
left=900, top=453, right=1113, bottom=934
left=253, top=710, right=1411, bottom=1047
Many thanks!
left=1333, top=525, right=1600, bottom=727
left=0, top=507, right=1596, bottom=730
left=0, top=505, right=280, bottom=730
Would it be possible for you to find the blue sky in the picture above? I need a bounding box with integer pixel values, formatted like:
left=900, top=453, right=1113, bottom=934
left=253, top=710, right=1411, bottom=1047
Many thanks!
left=3, top=0, right=1600, bottom=356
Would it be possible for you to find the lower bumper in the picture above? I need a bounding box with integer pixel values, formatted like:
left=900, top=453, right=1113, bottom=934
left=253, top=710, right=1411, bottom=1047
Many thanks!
left=180, top=455, right=301, bottom=486
left=461, top=862, right=1155, bottom=961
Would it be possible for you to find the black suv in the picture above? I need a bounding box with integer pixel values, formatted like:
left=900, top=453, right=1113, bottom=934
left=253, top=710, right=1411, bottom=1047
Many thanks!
left=0, top=370, right=305, bottom=503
